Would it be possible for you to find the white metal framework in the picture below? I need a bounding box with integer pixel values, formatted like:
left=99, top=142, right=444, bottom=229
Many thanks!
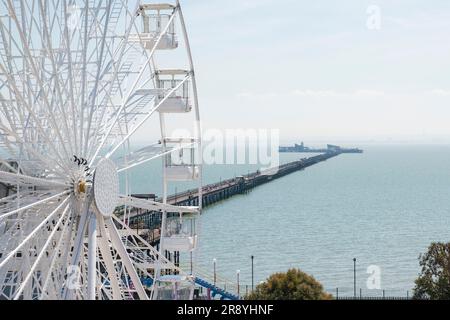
left=0, top=0, right=202, bottom=300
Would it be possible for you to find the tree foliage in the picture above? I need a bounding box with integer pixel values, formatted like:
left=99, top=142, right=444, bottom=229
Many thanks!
left=246, top=268, right=332, bottom=300
left=413, top=242, right=450, bottom=300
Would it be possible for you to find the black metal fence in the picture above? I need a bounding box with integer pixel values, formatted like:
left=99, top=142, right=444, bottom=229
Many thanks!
left=332, top=288, right=413, bottom=300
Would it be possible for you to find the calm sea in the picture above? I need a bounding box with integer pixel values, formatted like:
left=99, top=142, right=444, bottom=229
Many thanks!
left=123, top=144, right=450, bottom=297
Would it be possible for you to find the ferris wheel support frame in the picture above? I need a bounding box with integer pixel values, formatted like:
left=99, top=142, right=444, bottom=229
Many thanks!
left=0, top=0, right=203, bottom=300
left=87, top=212, right=97, bottom=300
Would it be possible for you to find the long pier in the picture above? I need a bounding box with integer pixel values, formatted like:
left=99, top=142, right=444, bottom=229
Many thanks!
left=279, top=142, right=363, bottom=154
left=126, top=150, right=356, bottom=240
left=167, top=151, right=341, bottom=207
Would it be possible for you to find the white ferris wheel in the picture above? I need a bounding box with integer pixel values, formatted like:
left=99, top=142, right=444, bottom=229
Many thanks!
left=0, top=0, right=202, bottom=300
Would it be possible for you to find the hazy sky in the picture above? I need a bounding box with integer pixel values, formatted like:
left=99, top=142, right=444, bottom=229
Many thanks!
left=180, top=0, right=450, bottom=143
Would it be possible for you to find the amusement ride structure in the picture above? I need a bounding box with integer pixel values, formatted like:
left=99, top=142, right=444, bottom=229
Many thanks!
left=0, top=0, right=204, bottom=300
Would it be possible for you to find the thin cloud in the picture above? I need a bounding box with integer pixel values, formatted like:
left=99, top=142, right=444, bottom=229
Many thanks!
left=385, top=13, right=450, bottom=30
left=430, top=89, right=450, bottom=96
left=291, top=89, right=341, bottom=98
left=292, top=89, right=385, bottom=98
left=237, top=89, right=386, bottom=100
left=236, top=91, right=280, bottom=100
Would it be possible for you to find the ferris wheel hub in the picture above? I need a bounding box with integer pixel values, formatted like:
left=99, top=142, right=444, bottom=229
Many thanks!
left=74, top=179, right=88, bottom=199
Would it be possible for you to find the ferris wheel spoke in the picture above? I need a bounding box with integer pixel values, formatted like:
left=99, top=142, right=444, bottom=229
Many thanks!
left=12, top=202, right=71, bottom=300
left=0, top=123, right=71, bottom=178
left=0, top=88, right=25, bottom=138
left=88, top=8, right=180, bottom=167
left=5, top=2, right=74, bottom=165
left=36, top=0, right=76, bottom=157
left=0, top=192, right=28, bottom=206
left=0, top=195, right=70, bottom=270
left=103, top=74, right=191, bottom=163
left=41, top=208, right=77, bottom=300
left=112, top=142, right=165, bottom=170
left=116, top=142, right=195, bottom=173
left=0, top=191, right=70, bottom=221
left=84, top=43, right=142, bottom=160
left=78, top=1, right=121, bottom=157
left=118, top=195, right=198, bottom=214
left=5, top=193, right=71, bottom=213
left=77, top=0, right=90, bottom=155
left=60, top=0, right=80, bottom=156
left=0, top=140, right=21, bottom=165
left=0, top=158, right=18, bottom=173
left=83, top=0, right=115, bottom=157
left=110, top=215, right=183, bottom=274
left=0, top=81, right=72, bottom=175
left=63, top=199, right=91, bottom=300
left=0, top=87, right=24, bottom=128
left=0, top=170, right=69, bottom=189
left=39, top=209, right=74, bottom=300
left=104, top=215, right=148, bottom=300
left=0, top=192, right=68, bottom=219
left=97, top=220, right=123, bottom=300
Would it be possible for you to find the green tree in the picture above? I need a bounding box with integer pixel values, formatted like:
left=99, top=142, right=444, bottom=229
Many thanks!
left=413, top=242, right=450, bottom=300
left=246, top=268, right=332, bottom=300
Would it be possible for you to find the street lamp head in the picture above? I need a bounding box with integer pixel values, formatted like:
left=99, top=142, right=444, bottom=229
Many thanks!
left=237, top=270, right=240, bottom=274
left=213, top=258, right=217, bottom=263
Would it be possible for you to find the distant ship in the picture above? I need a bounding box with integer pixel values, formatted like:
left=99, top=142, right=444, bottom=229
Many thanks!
left=279, top=142, right=363, bottom=154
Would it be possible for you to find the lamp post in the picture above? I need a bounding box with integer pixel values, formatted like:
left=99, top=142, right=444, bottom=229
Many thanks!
left=190, top=251, right=193, bottom=275
left=175, top=187, right=178, bottom=204
left=353, top=258, right=357, bottom=298
left=251, top=255, right=254, bottom=292
left=237, top=270, right=240, bottom=297
left=213, top=258, right=217, bottom=286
